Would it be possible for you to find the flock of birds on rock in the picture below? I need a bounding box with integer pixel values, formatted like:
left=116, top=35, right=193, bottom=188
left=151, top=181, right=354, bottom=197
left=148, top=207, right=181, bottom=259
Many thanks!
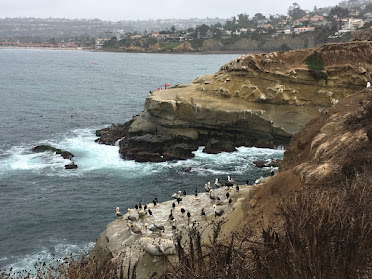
left=114, top=175, right=248, bottom=236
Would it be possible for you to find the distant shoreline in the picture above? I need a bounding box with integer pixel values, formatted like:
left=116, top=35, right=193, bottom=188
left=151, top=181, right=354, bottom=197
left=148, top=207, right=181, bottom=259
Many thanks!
left=0, top=46, right=248, bottom=55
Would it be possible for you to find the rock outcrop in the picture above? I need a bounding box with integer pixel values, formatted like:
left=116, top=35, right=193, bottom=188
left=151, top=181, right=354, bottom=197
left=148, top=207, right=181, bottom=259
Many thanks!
left=32, top=145, right=74, bottom=160
left=97, top=41, right=372, bottom=162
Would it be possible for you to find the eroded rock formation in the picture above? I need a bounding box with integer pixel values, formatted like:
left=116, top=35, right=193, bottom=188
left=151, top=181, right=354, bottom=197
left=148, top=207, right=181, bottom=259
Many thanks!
left=97, top=41, right=372, bottom=162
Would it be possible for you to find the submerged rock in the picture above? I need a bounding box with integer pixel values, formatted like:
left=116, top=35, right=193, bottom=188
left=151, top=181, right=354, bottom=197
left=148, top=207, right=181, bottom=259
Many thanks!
left=32, top=145, right=74, bottom=160
left=65, top=162, right=78, bottom=169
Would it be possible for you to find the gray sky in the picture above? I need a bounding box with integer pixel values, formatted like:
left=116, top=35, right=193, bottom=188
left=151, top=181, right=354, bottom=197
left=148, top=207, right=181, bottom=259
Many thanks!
left=0, top=0, right=342, bottom=21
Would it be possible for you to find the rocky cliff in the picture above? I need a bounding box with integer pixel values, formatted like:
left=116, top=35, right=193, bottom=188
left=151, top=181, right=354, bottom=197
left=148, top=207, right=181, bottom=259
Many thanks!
left=90, top=88, right=372, bottom=278
left=97, top=41, right=372, bottom=162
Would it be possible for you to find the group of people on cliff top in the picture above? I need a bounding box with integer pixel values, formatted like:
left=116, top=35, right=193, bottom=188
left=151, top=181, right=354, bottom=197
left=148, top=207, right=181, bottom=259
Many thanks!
left=150, top=83, right=171, bottom=94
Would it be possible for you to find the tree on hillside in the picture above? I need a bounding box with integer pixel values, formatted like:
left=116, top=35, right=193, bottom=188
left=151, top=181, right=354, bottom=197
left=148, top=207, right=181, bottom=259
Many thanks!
left=253, top=13, right=266, bottom=21
left=288, top=3, right=307, bottom=20
left=327, top=6, right=349, bottom=30
left=238, top=14, right=250, bottom=27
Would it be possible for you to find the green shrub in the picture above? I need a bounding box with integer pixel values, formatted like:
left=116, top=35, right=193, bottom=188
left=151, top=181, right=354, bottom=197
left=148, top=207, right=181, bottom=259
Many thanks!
left=304, top=54, right=324, bottom=71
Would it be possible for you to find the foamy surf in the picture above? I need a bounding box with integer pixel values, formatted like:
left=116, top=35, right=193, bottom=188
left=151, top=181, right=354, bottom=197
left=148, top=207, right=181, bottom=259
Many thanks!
left=0, top=129, right=284, bottom=178
left=1, top=241, right=95, bottom=274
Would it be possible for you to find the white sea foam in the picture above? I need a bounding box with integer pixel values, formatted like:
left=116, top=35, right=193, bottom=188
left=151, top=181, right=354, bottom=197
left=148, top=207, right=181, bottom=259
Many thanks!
left=1, top=241, right=95, bottom=274
left=0, top=129, right=284, bottom=179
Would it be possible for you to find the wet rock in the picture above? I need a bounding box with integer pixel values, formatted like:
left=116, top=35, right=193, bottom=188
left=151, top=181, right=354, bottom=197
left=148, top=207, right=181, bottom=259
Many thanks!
left=32, top=145, right=74, bottom=160
left=95, top=121, right=133, bottom=146
left=65, top=162, right=78, bottom=169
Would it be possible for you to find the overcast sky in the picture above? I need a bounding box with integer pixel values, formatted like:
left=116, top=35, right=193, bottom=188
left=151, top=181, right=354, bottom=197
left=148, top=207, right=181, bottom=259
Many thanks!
left=0, top=0, right=342, bottom=21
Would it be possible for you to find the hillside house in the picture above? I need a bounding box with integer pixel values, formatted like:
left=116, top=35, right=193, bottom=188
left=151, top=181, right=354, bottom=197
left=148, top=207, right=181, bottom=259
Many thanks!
left=343, top=18, right=364, bottom=30
left=293, top=27, right=315, bottom=33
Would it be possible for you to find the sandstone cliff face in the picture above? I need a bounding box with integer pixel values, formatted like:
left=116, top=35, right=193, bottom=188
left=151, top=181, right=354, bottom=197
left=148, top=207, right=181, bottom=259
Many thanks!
left=97, top=41, right=372, bottom=162
left=241, top=88, right=372, bottom=231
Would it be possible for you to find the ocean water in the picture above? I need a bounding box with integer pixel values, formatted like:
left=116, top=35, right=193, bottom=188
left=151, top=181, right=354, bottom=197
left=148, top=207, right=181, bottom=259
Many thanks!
left=0, top=49, right=284, bottom=272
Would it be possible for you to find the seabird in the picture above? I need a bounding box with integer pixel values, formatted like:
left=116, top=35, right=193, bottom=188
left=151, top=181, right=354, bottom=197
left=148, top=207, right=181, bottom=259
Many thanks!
left=183, top=190, right=187, bottom=196
left=148, top=209, right=153, bottom=216
left=228, top=198, right=233, bottom=205
left=144, top=205, right=147, bottom=210
left=245, top=179, right=249, bottom=185
left=226, top=176, right=236, bottom=187
left=201, top=208, right=206, bottom=217
left=168, top=209, right=175, bottom=221
left=154, top=224, right=165, bottom=232
left=180, top=208, right=186, bottom=215
left=138, top=209, right=146, bottom=218
left=127, top=209, right=137, bottom=222
left=129, top=223, right=142, bottom=235
left=148, top=224, right=161, bottom=233
left=209, top=190, right=217, bottom=200
left=172, top=191, right=181, bottom=199
left=187, top=211, right=191, bottom=219
left=205, top=181, right=211, bottom=192
left=236, top=185, right=240, bottom=192
left=367, top=81, right=371, bottom=88
left=176, top=197, right=182, bottom=205
left=214, top=178, right=224, bottom=188
left=194, top=187, right=198, bottom=196
left=172, top=202, right=176, bottom=209
left=115, top=207, right=122, bottom=217
left=135, top=204, right=139, bottom=210
left=270, top=166, right=275, bottom=176
left=213, top=205, right=224, bottom=217
left=226, top=192, right=230, bottom=199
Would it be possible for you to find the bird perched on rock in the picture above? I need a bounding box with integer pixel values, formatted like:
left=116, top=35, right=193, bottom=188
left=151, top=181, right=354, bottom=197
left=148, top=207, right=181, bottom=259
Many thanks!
left=154, top=223, right=165, bottom=232
left=129, top=223, right=142, bottom=235
left=176, top=197, right=182, bottom=205
left=183, top=190, right=187, bottom=196
left=228, top=198, right=233, bottom=205
left=194, top=187, right=198, bottom=197
left=213, top=204, right=224, bottom=217
left=172, top=191, right=181, bottom=199
left=225, top=176, right=236, bottom=187
left=209, top=190, right=216, bottom=200
left=205, top=181, right=211, bottom=192
left=168, top=209, right=175, bottom=222
left=201, top=208, right=206, bottom=217
left=127, top=209, right=137, bottom=222
left=236, top=185, right=240, bottom=192
left=270, top=166, right=275, bottom=176
left=226, top=192, right=230, bottom=199
left=172, top=202, right=176, bottom=209
left=115, top=207, right=122, bottom=217
left=148, top=224, right=162, bottom=234
left=153, top=198, right=158, bottom=207
left=147, top=209, right=153, bottom=216
left=180, top=207, right=186, bottom=215
left=214, top=178, right=224, bottom=188
left=187, top=211, right=191, bottom=219
left=367, top=81, right=371, bottom=88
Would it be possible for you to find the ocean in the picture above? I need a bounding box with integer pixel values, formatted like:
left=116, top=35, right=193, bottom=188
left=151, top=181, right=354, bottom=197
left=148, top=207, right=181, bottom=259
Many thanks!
left=0, top=48, right=284, bottom=272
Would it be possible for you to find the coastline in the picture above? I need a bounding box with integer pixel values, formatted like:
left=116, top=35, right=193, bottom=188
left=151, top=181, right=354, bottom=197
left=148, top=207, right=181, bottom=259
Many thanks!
left=0, top=46, right=248, bottom=55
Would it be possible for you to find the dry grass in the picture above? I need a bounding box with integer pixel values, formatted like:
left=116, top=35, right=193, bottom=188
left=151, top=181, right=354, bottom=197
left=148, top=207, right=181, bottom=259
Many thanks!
left=250, top=170, right=372, bottom=279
